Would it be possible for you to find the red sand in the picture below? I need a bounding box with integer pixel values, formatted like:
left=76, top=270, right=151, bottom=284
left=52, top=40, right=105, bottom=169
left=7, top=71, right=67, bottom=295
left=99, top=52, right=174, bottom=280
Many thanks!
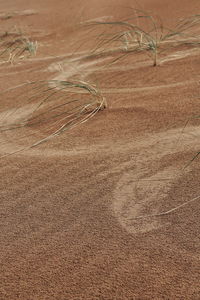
left=0, top=1, right=200, bottom=299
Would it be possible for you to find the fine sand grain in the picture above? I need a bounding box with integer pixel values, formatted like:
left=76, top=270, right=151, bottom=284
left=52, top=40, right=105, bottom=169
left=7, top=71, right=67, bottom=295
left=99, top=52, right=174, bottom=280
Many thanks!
left=0, top=1, right=200, bottom=299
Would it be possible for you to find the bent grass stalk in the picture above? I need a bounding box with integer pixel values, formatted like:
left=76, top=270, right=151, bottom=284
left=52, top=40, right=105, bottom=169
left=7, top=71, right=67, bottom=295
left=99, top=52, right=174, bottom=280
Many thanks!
left=83, top=12, right=200, bottom=66
left=0, top=80, right=106, bottom=157
left=0, top=28, right=37, bottom=62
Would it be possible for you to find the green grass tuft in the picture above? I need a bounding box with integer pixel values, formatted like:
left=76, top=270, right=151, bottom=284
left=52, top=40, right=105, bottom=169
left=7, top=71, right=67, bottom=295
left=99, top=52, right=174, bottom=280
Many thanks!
left=83, top=11, right=200, bottom=66
left=0, top=28, right=37, bottom=63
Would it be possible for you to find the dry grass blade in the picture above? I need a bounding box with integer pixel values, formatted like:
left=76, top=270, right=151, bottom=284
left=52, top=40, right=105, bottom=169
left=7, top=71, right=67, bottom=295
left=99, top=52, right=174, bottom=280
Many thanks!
left=0, top=28, right=37, bottom=63
left=130, top=194, right=200, bottom=220
left=83, top=11, right=200, bottom=66
left=0, top=80, right=106, bottom=157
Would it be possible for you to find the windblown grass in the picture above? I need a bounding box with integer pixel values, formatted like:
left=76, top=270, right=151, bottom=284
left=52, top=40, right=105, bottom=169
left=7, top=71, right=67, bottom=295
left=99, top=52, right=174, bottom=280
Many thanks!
left=0, top=28, right=37, bottom=63
left=83, top=11, right=200, bottom=66
left=0, top=80, right=106, bottom=156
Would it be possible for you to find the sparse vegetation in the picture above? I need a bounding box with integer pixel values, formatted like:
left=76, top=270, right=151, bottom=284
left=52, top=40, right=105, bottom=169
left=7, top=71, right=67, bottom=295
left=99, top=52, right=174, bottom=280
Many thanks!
left=0, top=28, right=37, bottom=63
left=0, top=10, right=199, bottom=156
left=84, top=11, right=200, bottom=66
left=0, top=80, right=106, bottom=153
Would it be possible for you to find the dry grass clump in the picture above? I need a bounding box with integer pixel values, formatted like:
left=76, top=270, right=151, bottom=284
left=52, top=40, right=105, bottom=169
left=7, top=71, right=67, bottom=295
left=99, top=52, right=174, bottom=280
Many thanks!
left=84, top=11, right=200, bottom=66
left=0, top=80, right=106, bottom=154
left=0, top=28, right=37, bottom=63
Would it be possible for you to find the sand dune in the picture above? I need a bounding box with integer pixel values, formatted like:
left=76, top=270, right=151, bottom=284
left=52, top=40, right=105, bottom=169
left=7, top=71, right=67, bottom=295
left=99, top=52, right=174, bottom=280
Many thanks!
left=0, top=1, right=200, bottom=299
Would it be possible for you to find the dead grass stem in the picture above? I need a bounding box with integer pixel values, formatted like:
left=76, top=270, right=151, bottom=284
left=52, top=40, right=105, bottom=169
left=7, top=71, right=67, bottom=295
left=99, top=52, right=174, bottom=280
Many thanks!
left=0, top=79, right=106, bottom=157
left=83, top=11, right=200, bottom=66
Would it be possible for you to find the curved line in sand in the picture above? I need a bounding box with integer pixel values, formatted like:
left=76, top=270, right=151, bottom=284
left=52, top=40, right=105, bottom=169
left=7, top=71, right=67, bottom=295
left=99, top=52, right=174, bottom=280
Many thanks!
left=112, top=125, right=200, bottom=234
left=1, top=42, right=200, bottom=161
left=49, top=46, right=200, bottom=80
left=50, top=57, right=199, bottom=94
left=100, top=79, right=199, bottom=94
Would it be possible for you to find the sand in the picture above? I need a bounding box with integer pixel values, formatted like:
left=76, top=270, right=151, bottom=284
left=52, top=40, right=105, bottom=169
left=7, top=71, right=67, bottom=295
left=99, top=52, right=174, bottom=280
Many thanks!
left=0, top=0, right=200, bottom=299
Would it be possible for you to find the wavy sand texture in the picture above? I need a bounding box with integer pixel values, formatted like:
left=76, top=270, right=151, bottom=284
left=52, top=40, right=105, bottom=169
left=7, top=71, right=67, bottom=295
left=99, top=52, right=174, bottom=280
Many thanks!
left=0, top=1, right=200, bottom=300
